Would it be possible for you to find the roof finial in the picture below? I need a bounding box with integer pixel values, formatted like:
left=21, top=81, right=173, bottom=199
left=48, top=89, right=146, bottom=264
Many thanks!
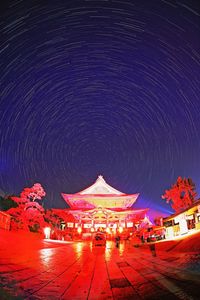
left=98, top=175, right=105, bottom=182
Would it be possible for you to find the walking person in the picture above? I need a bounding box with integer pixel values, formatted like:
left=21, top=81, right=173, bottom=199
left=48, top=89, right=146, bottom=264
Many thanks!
left=115, top=235, right=120, bottom=247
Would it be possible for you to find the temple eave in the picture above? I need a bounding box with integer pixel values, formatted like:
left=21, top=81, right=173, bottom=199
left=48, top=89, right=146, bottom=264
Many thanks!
left=62, top=193, right=139, bottom=198
left=61, top=192, right=139, bottom=209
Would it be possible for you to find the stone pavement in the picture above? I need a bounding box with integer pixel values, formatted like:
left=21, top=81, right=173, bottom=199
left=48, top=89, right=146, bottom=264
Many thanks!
left=0, top=235, right=200, bottom=300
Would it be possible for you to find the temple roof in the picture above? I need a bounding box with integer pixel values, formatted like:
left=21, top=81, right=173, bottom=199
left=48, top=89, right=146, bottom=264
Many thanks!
left=62, top=175, right=139, bottom=209
left=79, top=175, right=123, bottom=195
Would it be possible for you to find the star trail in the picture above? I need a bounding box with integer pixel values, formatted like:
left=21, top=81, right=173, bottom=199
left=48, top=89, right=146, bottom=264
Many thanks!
left=0, top=0, right=200, bottom=217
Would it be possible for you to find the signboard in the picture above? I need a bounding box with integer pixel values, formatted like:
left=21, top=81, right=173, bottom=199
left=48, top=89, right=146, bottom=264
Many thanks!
left=120, top=222, right=126, bottom=227
left=186, top=214, right=194, bottom=220
left=174, top=213, right=185, bottom=223
left=67, top=222, right=74, bottom=228
left=94, top=224, right=106, bottom=228
left=127, top=222, right=133, bottom=228
left=179, top=219, right=188, bottom=235
left=83, top=224, right=92, bottom=228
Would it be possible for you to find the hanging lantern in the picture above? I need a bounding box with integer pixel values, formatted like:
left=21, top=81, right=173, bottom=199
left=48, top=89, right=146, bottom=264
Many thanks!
left=106, top=227, right=111, bottom=234
left=118, top=226, right=123, bottom=233
left=77, top=227, right=82, bottom=234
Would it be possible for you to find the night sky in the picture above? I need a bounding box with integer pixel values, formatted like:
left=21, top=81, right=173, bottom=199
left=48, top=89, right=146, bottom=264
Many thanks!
left=0, top=0, right=200, bottom=217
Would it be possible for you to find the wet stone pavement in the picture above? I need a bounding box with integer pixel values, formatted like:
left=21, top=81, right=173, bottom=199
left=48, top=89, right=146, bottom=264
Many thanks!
left=0, top=238, right=200, bottom=300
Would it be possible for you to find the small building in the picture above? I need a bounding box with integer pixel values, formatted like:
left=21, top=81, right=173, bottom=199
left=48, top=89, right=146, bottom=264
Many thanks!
left=163, top=199, right=200, bottom=239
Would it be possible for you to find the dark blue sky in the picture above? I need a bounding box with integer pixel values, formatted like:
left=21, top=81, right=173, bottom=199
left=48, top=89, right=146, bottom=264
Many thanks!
left=0, top=0, right=200, bottom=217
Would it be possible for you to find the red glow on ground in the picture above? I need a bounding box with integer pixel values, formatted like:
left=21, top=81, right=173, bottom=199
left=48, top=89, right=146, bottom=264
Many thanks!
left=0, top=229, right=200, bottom=299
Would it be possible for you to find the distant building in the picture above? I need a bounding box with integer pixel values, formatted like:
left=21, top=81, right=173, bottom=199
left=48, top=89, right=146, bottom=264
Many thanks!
left=163, top=199, right=200, bottom=239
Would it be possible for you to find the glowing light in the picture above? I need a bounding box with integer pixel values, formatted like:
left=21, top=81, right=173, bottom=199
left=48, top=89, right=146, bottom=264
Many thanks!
left=91, top=227, right=94, bottom=232
left=77, top=227, right=82, bottom=234
left=118, top=226, right=123, bottom=233
left=44, top=227, right=51, bottom=239
left=106, top=227, right=111, bottom=234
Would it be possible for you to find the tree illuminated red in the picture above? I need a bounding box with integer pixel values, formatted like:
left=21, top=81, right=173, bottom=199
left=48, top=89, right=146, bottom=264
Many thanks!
left=162, top=176, right=197, bottom=213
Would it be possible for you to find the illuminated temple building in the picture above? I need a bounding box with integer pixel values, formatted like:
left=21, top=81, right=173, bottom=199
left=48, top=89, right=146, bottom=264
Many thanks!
left=61, top=175, right=149, bottom=233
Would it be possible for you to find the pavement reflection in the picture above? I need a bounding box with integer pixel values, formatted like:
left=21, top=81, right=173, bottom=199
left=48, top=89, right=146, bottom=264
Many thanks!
left=73, top=241, right=84, bottom=258
left=0, top=231, right=200, bottom=300
left=39, top=248, right=54, bottom=266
